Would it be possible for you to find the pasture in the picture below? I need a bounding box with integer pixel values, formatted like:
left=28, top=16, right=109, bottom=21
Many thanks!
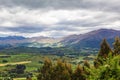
left=0, top=53, right=95, bottom=79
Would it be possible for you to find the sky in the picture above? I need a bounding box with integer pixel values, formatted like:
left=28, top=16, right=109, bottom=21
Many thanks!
left=0, top=0, right=120, bottom=38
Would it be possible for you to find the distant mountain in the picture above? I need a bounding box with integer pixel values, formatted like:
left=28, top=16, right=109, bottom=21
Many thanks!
left=0, top=29, right=120, bottom=49
left=0, top=36, right=26, bottom=40
left=27, top=36, right=61, bottom=44
left=0, top=36, right=61, bottom=48
left=61, top=29, right=120, bottom=49
left=21, top=36, right=62, bottom=48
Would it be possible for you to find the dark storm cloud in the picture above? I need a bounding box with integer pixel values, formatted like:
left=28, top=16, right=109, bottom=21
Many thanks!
left=0, top=0, right=120, bottom=13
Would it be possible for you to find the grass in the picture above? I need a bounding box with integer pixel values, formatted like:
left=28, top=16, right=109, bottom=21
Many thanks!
left=0, top=54, right=94, bottom=71
left=0, top=53, right=95, bottom=79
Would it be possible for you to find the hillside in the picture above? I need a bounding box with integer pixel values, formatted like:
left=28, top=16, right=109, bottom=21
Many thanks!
left=61, top=29, right=120, bottom=49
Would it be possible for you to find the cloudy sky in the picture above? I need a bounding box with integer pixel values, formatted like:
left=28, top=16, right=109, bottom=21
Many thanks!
left=0, top=0, right=120, bottom=38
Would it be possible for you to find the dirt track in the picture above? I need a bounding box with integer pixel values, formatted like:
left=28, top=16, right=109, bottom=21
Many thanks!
left=0, top=61, right=31, bottom=67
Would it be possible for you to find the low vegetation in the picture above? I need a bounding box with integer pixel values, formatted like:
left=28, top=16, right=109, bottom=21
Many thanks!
left=37, top=37, right=120, bottom=80
left=0, top=37, right=120, bottom=80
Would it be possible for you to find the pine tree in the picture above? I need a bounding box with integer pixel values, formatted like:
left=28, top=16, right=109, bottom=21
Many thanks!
left=72, top=65, right=86, bottom=80
left=94, top=58, right=103, bottom=68
left=94, top=39, right=112, bottom=68
left=65, top=63, right=73, bottom=76
left=83, top=60, right=90, bottom=68
left=37, top=57, right=53, bottom=80
left=83, top=60, right=90, bottom=75
left=113, top=36, right=120, bottom=55
left=98, top=38, right=112, bottom=58
left=52, top=59, right=72, bottom=80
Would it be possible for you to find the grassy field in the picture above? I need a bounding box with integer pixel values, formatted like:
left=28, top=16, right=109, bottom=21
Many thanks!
left=0, top=53, right=95, bottom=79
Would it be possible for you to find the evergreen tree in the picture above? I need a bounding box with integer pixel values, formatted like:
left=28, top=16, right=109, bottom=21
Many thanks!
left=83, top=60, right=90, bottom=75
left=72, top=65, right=86, bottom=80
left=37, top=57, right=53, bottom=80
left=89, top=55, right=120, bottom=80
left=113, top=36, right=120, bottom=55
left=98, top=38, right=112, bottom=58
left=52, top=59, right=72, bottom=80
left=94, top=58, right=101, bottom=68
left=83, top=60, right=90, bottom=68
left=94, top=39, right=112, bottom=68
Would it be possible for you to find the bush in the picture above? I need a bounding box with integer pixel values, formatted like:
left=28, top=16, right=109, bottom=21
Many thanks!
left=2, top=59, right=8, bottom=63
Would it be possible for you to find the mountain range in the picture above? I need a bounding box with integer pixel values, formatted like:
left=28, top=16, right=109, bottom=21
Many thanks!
left=0, top=29, right=119, bottom=49
left=61, top=29, right=120, bottom=49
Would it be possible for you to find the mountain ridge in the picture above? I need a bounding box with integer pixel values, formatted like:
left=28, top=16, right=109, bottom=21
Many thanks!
left=0, top=28, right=119, bottom=49
left=61, top=29, right=120, bottom=49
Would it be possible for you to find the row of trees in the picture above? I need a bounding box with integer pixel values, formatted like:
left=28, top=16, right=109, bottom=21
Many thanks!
left=37, top=37, right=120, bottom=80
left=99, top=36, right=120, bottom=57
left=37, top=57, right=90, bottom=80
left=94, top=37, right=120, bottom=68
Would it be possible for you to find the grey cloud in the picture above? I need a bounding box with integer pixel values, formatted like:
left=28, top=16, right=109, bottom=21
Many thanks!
left=0, top=0, right=120, bottom=37
left=49, top=25, right=79, bottom=31
left=57, top=20, right=101, bottom=27
left=5, top=26, right=46, bottom=33
left=3, top=25, right=79, bottom=33
left=56, top=14, right=120, bottom=28
left=0, top=0, right=120, bottom=13
left=0, top=0, right=82, bottom=8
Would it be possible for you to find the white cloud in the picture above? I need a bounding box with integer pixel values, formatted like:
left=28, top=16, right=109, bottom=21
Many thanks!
left=0, top=1, right=119, bottom=37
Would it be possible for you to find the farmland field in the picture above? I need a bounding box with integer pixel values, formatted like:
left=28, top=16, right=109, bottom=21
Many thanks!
left=0, top=53, right=95, bottom=79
